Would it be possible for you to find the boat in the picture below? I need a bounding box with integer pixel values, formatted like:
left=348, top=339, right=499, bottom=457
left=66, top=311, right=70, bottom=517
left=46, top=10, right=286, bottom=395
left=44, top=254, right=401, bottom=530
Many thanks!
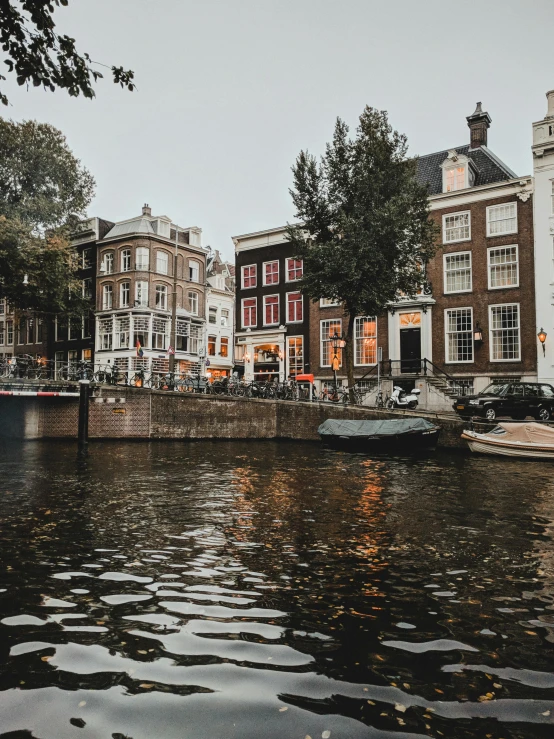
left=317, top=418, right=440, bottom=451
left=462, top=422, right=554, bottom=459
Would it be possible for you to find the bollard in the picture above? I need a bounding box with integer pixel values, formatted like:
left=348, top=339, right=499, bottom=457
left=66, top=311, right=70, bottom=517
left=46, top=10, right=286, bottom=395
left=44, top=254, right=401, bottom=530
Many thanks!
left=78, top=380, right=90, bottom=454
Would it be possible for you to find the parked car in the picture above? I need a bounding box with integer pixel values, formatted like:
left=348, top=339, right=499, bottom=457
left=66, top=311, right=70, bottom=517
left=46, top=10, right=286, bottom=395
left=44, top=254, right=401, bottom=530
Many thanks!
left=453, top=382, right=554, bottom=421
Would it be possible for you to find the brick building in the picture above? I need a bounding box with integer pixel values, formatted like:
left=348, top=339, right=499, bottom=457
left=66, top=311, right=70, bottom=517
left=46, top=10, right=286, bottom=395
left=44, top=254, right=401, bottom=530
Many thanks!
left=233, top=226, right=308, bottom=381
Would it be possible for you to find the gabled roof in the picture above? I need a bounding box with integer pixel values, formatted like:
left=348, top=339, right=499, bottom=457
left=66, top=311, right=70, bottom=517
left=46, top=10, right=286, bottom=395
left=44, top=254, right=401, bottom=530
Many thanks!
left=103, top=217, right=156, bottom=240
left=416, top=144, right=518, bottom=196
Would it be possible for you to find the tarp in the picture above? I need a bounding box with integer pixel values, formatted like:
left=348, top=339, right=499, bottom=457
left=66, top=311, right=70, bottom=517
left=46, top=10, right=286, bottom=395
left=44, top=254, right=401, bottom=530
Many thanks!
left=496, top=422, right=554, bottom=444
left=318, top=418, right=438, bottom=438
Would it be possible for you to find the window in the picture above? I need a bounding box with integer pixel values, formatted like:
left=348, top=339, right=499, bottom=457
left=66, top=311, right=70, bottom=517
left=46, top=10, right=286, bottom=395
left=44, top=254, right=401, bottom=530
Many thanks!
left=135, top=281, right=148, bottom=307
left=242, top=297, right=257, bottom=328
left=133, top=316, right=149, bottom=350
left=487, top=203, right=517, bottom=236
left=488, top=246, right=519, bottom=289
left=551, top=181, right=554, bottom=215
left=116, top=316, right=130, bottom=349
left=82, top=278, right=92, bottom=299
left=104, top=252, right=114, bottom=274
left=287, top=336, right=303, bottom=376
left=7, top=321, right=13, bottom=345
left=447, top=378, right=475, bottom=396
left=0, top=301, right=4, bottom=315
left=155, top=285, right=168, bottom=310
left=152, top=317, right=168, bottom=350
left=121, top=249, right=131, bottom=272
left=189, top=260, right=200, bottom=283
left=444, top=252, right=472, bottom=293
left=208, top=335, right=216, bottom=356
left=68, top=319, right=79, bottom=341
left=99, top=317, right=113, bottom=350
left=221, top=308, right=230, bottom=327
left=120, top=282, right=130, bottom=308
left=188, top=291, right=198, bottom=315
left=354, top=316, right=377, bottom=366
left=220, top=337, right=229, bottom=358
left=156, top=251, right=169, bottom=275
left=0, top=323, right=4, bottom=345
left=445, top=308, right=473, bottom=363
left=287, top=292, right=303, bottom=322
left=82, top=348, right=92, bottom=362
left=443, top=212, right=470, bottom=243
left=241, top=264, right=256, bottom=289
left=209, top=307, right=217, bottom=324
left=320, top=319, right=342, bottom=367
left=286, top=258, right=303, bottom=282
left=263, top=261, right=279, bottom=285
left=445, top=166, right=466, bottom=192
left=136, top=247, right=149, bottom=270
left=490, top=304, right=520, bottom=361
left=82, top=248, right=91, bottom=269
left=102, top=284, right=113, bottom=310
left=320, top=297, right=340, bottom=307
left=264, top=295, right=279, bottom=325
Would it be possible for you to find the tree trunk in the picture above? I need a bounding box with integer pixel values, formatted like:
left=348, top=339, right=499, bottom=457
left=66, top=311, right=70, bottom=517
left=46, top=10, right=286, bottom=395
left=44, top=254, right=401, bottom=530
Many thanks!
left=345, top=311, right=356, bottom=403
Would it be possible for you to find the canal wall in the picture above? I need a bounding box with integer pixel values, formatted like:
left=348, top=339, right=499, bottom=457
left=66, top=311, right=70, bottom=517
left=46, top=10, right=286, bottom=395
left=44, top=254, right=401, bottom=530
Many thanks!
left=0, top=386, right=467, bottom=448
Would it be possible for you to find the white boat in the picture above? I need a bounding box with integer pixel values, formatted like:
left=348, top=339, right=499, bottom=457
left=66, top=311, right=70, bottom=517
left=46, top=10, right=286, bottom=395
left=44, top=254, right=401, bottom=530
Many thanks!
left=462, top=422, right=554, bottom=459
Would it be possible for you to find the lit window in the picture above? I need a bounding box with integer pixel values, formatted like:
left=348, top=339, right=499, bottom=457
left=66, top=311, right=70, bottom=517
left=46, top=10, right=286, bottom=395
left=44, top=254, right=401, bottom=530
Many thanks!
left=242, top=264, right=256, bottom=289
left=220, top=337, right=229, bottom=358
left=188, top=291, right=198, bottom=315
left=488, top=246, right=518, bottom=289
left=156, top=251, right=169, bottom=275
left=487, top=203, right=517, bottom=236
left=120, top=282, right=130, bottom=307
left=155, top=285, right=168, bottom=310
left=490, top=304, right=520, bottom=361
left=320, top=319, right=342, bottom=367
left=189, top=260, right=200, bottom=282
left=263, top=261, right=279, bottom=285
left=136, top=247, right=149, bottom=270
left=242, top=298, right=257, bottom=328
left=354, top=317, right=377, bottom=366
left=102, top=284, right=113, bottom=310
left=135, top=281, right=148, bottom=307
left=443, top=212, right=470, bottom=243
left=445, top=166, right=466, bottom=192
left=208, top=335, right=216, bottom=356
left=446, top=308, right=473, bottom=363
left=286, top=258, right=303, bottom=282
left=287, top=336, right=303, bottom=376
left=264, top=295, right=279, bottom=325
left=444, top=252, right=472, bottom=293
left=104, top=253, right=114, bottom=275
left=287, top=292, right=303, bottom=322
left=121, top=249, right=131, bottom=272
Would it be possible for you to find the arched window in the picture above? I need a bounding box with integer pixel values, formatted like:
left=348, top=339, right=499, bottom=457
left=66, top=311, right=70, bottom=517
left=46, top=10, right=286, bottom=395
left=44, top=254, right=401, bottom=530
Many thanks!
left=121, top=249, right=131, bottom=272
left=189, top=260, right=200, bottom=283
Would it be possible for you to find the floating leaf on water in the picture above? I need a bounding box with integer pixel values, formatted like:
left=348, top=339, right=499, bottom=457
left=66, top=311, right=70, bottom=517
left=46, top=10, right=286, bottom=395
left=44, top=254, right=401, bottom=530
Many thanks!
left=78, top=701, right=86, bottom=707
left=40, top=655, right=52, bottom=662
left=139, top=683, right=154, bottom=689
left=395, top=704, right=406, bottom=713
left=322, top=732, right=331, bottom=739
left=279, top=707, right=288, bottom=712
left=541, top=710, right=551, bottom=717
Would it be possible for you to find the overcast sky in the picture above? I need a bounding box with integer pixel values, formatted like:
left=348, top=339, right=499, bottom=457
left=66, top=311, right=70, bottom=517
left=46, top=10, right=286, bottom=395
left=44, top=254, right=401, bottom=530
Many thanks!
left=2, top=0, right=553, bottom=258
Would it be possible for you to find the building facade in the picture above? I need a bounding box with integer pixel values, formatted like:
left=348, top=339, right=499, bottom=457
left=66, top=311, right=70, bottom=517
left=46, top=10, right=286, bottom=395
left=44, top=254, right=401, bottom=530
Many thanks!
left=532, top=89, right=554, bottom=385
left=205, top=251, right=235, bottom=379
left=94, top=205, right=208, bottom=377
left=233, top=227, right=308, bottom=382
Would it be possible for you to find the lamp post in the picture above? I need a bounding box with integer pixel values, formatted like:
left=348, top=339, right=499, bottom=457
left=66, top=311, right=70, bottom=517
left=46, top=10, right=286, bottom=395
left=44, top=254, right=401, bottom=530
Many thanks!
left=329, top=330, right=346, bottom=392
left=473, top=323, right=483, bottom=344
left=538, top=328, right=547, bottom=357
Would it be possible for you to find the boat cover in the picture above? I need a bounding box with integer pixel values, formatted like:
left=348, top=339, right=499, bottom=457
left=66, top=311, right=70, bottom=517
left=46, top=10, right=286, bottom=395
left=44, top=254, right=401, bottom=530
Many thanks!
left=318, top=418, right=438, bottom=438
left=493, top=422, right=554, bottom=444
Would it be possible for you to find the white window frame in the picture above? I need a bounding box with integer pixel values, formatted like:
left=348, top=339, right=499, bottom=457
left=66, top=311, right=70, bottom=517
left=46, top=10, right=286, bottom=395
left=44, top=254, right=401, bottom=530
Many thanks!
left=104, top=252, right=114, bottom=275
left=320, top=298, right=341, bottom=307
left=121, top=249, right=131, bottom=272
left=286, top=291, right=303, bottom=323
left=443, top=251, right=472, bottom=294
left=354, top=316, right=377, bottom=367
left=241, top=264, right=257, bottom=289
left=443, top=211, right=471, bottom=245
left=220, top=336, right=229, bottom=358
left=188, top=291, right=199, bottom=316
left=287, top=335, right=303, bottom=376
left=156, top=251, right=169, bottom=275
left=286, top=258, right=303, bottom=282
left=155, top=284, right=168, bottom=310
left=262, top=260, right=279, bottom=286
left=135, top=281, right=148, bottom=307
left=444, top=307, right=474, bottom=364
left=136, top=247, right=149, bottom=271
left=208, top=307, right=218, bottom=324
left=489, top=303, right=521, bottom=363
left=263, top=294, right=279, bottom=326
left=241, top=297, right=257, bottom=329
left=189, top=260, right=200, bottom=283
left=486, top=203, right=518, bottom=237
left=487, top=245, right=519, bottom=290
left=320, top=318, right=342, bottom=368
left=120, top=281, right=130, bottom=308
left=82, top=248, right=91, bottom=269
left=102, top=284, right=113, bottom=310
left=551, top=180, right=554, bottom=215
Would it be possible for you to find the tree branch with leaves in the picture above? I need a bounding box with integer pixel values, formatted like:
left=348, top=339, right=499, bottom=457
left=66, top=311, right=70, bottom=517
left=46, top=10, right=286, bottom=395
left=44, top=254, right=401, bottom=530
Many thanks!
left=287, top=106, right=439, bottom=399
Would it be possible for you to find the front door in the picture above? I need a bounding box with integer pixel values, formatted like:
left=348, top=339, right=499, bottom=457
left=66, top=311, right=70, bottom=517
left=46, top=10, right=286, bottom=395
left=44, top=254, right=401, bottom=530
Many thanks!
left=400, top=328, right=421, bottom=373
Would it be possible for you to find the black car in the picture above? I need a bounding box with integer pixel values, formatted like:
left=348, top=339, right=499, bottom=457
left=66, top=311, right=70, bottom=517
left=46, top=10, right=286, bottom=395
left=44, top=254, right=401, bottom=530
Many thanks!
left=453, top=382, right=554, bottom=421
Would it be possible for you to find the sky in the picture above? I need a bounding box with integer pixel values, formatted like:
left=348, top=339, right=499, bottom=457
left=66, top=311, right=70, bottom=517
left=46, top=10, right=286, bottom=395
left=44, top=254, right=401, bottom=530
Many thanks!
left=2, top=0, right=554, bottom=259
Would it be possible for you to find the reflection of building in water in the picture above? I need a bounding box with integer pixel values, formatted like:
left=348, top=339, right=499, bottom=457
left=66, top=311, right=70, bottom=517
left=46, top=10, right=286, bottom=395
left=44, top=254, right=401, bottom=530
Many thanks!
left=530, top=483, right=554, bottom=614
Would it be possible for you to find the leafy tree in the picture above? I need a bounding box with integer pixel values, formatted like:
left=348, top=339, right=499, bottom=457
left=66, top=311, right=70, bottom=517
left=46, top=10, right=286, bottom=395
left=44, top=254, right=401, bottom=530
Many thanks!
left=287, top=106, right=439, bottom=397
left=0, top=117, right=95, bottom=315
left=0, top=0, right=135, bottom=107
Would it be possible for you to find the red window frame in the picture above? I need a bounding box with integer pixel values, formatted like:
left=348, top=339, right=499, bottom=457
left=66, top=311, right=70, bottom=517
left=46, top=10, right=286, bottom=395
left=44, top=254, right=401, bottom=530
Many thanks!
left=264, top=261, right=279, bottom=285
left=287, top=292, right=303, bottom=322
left=242, top=265, right=257, bottom=289
left=242, top=298, right=257, bottom=328
left=264, top=295, right=279, bottom=325
left=286, top=258, right=303, bottom=281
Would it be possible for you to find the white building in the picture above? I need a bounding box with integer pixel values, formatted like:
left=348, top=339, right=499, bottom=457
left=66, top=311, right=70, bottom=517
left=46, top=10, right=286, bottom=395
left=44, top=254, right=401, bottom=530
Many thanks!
left=532, top=89, right=554, bottom=384
left=205, top=271, right=234, bottom=379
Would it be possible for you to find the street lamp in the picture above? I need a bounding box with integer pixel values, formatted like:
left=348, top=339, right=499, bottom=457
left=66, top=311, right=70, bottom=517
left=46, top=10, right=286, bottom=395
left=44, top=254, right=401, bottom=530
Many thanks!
left=473, top=323, right=483, bottom=344
left=329, top=330, right=346, bottom=392
left=538, top=328, right=547, bottom=357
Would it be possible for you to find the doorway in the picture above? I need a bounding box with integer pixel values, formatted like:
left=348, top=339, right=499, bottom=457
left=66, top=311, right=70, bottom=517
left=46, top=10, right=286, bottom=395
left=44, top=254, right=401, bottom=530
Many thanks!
left=400, top=328, right=421, bottom=373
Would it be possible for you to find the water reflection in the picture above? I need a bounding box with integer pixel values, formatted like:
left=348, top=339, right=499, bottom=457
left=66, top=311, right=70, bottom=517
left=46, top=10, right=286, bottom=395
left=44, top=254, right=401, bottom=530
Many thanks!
left=0, top=440, right=553, bottom=738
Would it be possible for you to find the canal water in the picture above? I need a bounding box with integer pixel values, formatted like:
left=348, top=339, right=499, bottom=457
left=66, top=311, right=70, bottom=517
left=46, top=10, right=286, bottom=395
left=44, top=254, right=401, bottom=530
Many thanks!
left=0, top=441, right=553, bottom=739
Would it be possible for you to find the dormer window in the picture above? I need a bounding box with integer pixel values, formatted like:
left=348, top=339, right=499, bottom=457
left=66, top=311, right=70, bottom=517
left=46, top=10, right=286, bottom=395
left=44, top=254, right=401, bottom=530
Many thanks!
left=441, top=151, right=475, bottom=193
left=445, top=167, right=466, bottom=192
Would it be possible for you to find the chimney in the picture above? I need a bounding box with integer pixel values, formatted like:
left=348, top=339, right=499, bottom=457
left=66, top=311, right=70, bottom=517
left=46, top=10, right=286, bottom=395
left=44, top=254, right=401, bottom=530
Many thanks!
left=466, top=102, right=492, bottom=149
left=546, top=90, right=554, bottom=118
left=142, top=203, right=151, bottom=216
